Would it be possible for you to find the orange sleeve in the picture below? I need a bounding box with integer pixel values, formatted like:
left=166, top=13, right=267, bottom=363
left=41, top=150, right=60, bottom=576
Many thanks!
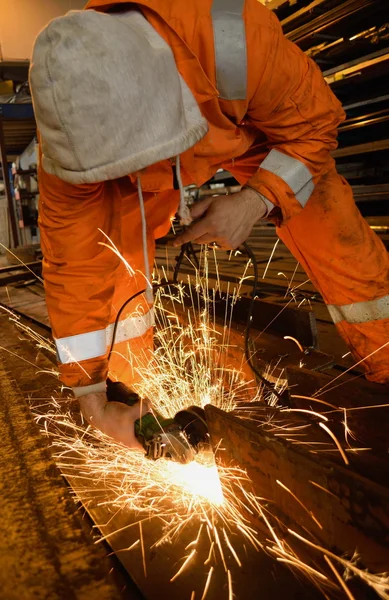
left=38, top=159, right=120, bottom=389
left=245, top=4, right=345, bottom=222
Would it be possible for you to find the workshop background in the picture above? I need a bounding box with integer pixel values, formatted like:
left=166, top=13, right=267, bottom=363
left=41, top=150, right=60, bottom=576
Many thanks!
left=0, top=1, right=389, bottom=600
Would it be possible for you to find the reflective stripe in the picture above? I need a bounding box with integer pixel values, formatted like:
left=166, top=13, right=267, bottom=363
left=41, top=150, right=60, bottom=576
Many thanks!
left=327, top=295, right=389, bottom=325
left=211, top=0, right=247, bottom=100
left=56, top=308, right=154, bottom=364
left=295, top=179, right=315, bottom=206
left=260, top=149, right=314, bottom=207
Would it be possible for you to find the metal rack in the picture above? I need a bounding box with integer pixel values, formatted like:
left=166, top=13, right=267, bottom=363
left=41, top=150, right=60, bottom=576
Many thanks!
left=0, top=103, right=36, bottom=248
left=207, top=0, right=389, bottom=215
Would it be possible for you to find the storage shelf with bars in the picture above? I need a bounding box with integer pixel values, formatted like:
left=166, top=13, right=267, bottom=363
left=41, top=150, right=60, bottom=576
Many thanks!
left=0, top=102, right=38, bottom=249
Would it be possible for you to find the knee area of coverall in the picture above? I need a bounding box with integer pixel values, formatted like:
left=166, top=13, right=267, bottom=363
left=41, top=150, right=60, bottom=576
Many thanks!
left=276, top=170, right=389, bottom=305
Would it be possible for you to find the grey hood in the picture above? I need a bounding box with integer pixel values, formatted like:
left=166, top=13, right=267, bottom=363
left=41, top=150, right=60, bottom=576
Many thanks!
left=29, top=9, right=208, bottom=185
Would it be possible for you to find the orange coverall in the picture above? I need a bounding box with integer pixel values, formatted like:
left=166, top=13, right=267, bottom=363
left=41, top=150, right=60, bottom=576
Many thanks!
left=39, top=0, right=389, bottom=389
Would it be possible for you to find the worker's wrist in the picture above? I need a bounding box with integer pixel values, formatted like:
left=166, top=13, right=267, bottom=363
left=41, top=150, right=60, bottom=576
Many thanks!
left=59, top=356, right=109, bottom=390
left=72, top=381, right=106, bottom=398
left=242, top=186, right=274, bottom=218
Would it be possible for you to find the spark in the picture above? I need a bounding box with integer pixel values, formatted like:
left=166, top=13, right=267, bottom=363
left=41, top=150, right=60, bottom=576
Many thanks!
left=31, top=248, right=268, bottom=599
left=257, top=505, right=283, bottom=552
left=0, top=343, right=57, bottom=372
left=262, top=239, right=279, bottom=279
left=324, top=556, right=356, bottom=600
left=0, top=305, right=55, bottom=355
left=115, top=539, right=140, bottom=553
left=223, top=529, right=242, bottom=567
left=290, top=395, right=338, bottom=410
left=290, top=278, right=311, bottom=293
left=309, top=481, right=339, bottom=500
left=186, top=524, right=204, bottom=549
left=204, top=542, right=215, bottom=565
left=275, top=556, right=329, bottom=582
left=285, top=262, right=300, bottom=298
left=163, top=461, right=224, bottom=506
left=214, top=526, right=228, bottom=571
left=252, top=297, right=294, bottom=343
left=311, top=448, right=371, bottom=454
left=314, top=341, right=389, bottom=397
left=11, top=241, right=383, bottom=599
left=318, top=422, right=349, bottom=465
left=336, top=403, right=389, bottom=413
left=276, top=480, right=323, bottom=530
left=227, top=569, right=233, bottom=600
left=342, top=408, right=357, bottom=447
left=280, top=408, right=329, bottom=421
left=98, top=229, right=135, bottom=277
left=171, top=549, right=197, bottom=582
left=200, top=566, right=214, bottom=600
left=288, top=529, right=389, bottom=600
left=139, top=521, right=147, bottom=578
left=283, top=335, right=304, bottom=352
left=0, top=242, right=44, bottom=283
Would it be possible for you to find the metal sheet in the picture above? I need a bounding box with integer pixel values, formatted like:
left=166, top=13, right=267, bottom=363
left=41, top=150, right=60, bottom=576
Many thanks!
left=205, top=404, right=389, bottom=573
left=0, top=315, right=321, bottom=600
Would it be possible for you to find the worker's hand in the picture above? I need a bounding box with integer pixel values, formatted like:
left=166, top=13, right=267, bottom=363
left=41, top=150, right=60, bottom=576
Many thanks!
left=78, top=392, right=150, bottom=450
left=173, top=188, right=268, bottom=249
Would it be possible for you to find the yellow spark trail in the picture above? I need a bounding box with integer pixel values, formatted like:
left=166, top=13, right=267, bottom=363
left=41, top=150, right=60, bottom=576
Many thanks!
left=8, top=241, right=386, bottom=600
left=324, top=556, right=356, bottom=600
left=318, top=422, right=349, bottom=466
left=288, top=529, right=389, bottom=600
left=283, top=335, right=304, bottom=352
left=227, top=569, right=233, bottom=600
left=280, top=408, right=329, bottom=421
left=276, top=480, right=323, bottom=530
left=200, top=566, right=214, bottom=600
left=171, top=549, right=197, bottom=582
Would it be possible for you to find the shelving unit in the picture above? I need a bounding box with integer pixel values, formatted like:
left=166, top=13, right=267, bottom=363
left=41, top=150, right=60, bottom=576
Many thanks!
left=0, top=103, right=36, bottom=248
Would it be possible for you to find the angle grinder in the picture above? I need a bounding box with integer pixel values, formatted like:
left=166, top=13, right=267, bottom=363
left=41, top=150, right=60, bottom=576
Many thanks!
left=106, top=379, right=210, bottom=464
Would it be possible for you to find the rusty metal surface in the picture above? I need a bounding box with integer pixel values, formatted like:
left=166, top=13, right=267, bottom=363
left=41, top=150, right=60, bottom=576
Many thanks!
left=0, top=314, right=321, bottom=600
left=1, top=287, right=387, bottom=598
left=205, top=404, right=389, bottom=574
left=286, top=366, right=389, bottom=459
left=75, top=498, right=320, bottom=600
left=0, top=321, right=131, bottom=599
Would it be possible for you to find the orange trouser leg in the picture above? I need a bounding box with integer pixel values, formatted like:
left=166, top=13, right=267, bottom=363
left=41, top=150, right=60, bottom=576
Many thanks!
left=108, top=184, right=179, bottom=388
left=276, top=168, right=389, bottom=383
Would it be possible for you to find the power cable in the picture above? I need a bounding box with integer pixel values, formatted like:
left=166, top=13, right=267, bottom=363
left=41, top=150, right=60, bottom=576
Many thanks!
left=241, top=242, right=283, bottom=401
left=108, top=240, right=282, bottom=401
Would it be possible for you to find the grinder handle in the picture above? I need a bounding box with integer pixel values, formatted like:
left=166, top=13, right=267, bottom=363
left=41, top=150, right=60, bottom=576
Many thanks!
left=106, top=378, right=141, bottom=407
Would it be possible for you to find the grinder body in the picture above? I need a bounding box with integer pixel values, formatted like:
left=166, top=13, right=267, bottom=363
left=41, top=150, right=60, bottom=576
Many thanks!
left=106, top=379, right=195, bottom=463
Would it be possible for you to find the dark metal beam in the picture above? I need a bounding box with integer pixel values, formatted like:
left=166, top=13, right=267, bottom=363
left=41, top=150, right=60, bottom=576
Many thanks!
left=0, top=260, right=41, bottom=274
left=205, top=403, right=389, bottom=573
left=332, top=138, right=389, bottom=158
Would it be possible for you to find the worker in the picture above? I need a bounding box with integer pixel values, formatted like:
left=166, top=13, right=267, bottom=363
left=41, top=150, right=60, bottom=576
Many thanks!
left=30, top=0, right=389, bottom=448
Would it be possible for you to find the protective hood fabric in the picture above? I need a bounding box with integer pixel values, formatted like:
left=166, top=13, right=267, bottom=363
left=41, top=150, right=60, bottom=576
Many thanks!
left=30, top=9, right=208, bottom=185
